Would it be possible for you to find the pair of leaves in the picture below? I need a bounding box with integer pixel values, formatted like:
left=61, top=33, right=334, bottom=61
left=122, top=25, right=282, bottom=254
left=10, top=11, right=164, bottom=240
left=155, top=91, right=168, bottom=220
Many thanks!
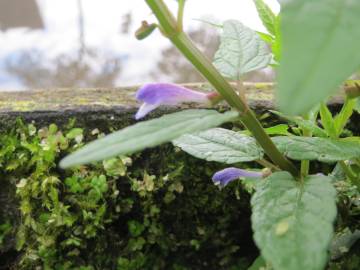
left=278, top=0, right=360, bottom=115
left=253, top=0, right=282, bottom=63
left=209, top=1, right=278, bottom=80
left=334, top=98, right=356, bottom=134
left=173, top=128, right=360, bottom=164
left=60, top=110, right=238, bottom=168
left=251, top=172, right=337, bottom=270
left=320, top=99, right=356, bottom=139
left=271, top=110, right=327, bottom=138
left=319, top=103, right=338, bottom=139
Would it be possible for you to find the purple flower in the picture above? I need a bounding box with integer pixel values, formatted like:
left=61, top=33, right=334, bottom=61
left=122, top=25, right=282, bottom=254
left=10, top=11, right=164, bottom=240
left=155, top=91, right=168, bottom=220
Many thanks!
left=135, top=83, right=215, bottom=120
left=212, top=167, right=262, bottom=187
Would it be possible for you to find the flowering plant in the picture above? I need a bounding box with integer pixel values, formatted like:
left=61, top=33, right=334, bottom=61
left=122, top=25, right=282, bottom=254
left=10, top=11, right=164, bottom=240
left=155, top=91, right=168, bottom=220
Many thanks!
left=61, top=0, right=360, bottom=269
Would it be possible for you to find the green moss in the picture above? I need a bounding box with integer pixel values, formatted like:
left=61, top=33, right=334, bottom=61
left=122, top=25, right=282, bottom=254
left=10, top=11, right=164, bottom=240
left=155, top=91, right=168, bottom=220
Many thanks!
left=0, top=120, right=257, bottom=269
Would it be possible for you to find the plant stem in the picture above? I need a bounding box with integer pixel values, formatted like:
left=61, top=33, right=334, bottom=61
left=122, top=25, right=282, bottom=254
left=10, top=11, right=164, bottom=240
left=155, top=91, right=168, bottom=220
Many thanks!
left=256, top=159, right=280, bottom=171
left=177, top=0, right=185, bottom=31
left=145, top=0, right=298, bottom=176
left=300, top=160, right=310, bottom=178
left=300, top=114, right=312, bottom=178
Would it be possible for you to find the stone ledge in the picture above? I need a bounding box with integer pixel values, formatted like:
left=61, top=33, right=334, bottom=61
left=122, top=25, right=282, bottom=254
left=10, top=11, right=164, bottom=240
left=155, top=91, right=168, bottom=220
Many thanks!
left=0, top=82, right=346, bottom=112
left=0, top=82, right=353, bottom=132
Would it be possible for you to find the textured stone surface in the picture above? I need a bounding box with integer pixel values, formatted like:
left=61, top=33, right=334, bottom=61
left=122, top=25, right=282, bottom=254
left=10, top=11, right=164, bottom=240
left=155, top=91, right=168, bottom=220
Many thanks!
left=0, top=82, right=352, bottom=131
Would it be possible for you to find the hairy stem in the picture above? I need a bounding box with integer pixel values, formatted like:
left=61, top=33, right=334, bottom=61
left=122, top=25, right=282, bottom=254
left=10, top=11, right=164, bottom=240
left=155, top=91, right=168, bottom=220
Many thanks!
left=145, top=0, right=298, bottom=176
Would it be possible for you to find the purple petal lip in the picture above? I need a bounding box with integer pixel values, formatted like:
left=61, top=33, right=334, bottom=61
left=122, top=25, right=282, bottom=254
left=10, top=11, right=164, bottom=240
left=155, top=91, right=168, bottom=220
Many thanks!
left=136, top=83, right=209, bottom=104
left=135, top=83, right=210, bottom=119
left=212, top=167, right=262, bottom=187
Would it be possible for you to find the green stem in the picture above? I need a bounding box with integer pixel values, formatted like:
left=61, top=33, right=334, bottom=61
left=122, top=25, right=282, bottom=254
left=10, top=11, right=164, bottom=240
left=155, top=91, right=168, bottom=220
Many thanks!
left=177, top=0, right=185, bottom=31
left=256, top=159, right=280, bottom=171
left=300, top=114, right=312, bottom=178
left=300, top=159, right=310, bottom=179
left=145, top=0, right=298, bottom=177
left=300, top=160, right=310, bottom=177
left=339, top=161, right=360, bottom=189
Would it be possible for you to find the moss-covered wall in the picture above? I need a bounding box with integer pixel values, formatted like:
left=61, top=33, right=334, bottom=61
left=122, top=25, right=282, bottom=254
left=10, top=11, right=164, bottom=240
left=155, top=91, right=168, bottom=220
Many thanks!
left=0, top=120, right=260, bottom=270
left=0, top=85, right=359, bottom=269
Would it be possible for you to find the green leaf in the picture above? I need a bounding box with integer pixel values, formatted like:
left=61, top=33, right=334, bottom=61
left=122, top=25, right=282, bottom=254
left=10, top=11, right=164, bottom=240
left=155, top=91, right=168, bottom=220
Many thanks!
left=278, top=0, right=360, bottom=115
left=272, top=136, right=360, bottom=162
left=271, top=110, right=327, bottom=138
left=213, top=20, right=271, bottom=80
left=127, top=220, right=145, bottom=237
left=66, top=128, right=83, bottom=139
left=172, top=128, right=263, bottom=163
left=65, top=176, right=84, bottom=193
left=251, top=172, right=337, bottom=270
left=272, top=15, right=282, bottom=63
left=242, top=124, right=291, bottom=136
left=341, top=136, right=360, bottom=144
left=261, top=124, right=290, bottom=136
left=257, top=31, right=274, bottom=45
left=319, top=103, right=337, bottom=138
left=248, top=255, right=268, bottom=270
left=60, top=110, right=238, bottom=168
left=308, top=104, right=320, bottom=123
left=103, top=158, right=128, bottom=176
left=91, top=175, right=108, bottom=193
left=334, top=98, right=356, bottom=137
left=193, top=18, right=223, bottom=28
left=330, top=162, right=346, bottom=182
left=0, top=222, right=12, bottom=245
left=253, top=0, right=276, bottom=35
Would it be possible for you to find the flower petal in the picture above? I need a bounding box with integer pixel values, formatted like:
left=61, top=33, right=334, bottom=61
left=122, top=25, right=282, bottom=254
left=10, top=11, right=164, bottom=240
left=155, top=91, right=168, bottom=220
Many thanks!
left=136, top=83, right=209, bottom=105
left=212, top=167, right=262, bottom=187
left=135, top=103, right=160, bottom=120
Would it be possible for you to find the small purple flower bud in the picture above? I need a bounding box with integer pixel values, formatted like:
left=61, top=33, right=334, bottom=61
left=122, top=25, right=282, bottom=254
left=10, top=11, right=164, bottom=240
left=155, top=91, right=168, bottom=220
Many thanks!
left=212, top=167, right=262, bottom=187
left=135, top=83, right=213, bottom=120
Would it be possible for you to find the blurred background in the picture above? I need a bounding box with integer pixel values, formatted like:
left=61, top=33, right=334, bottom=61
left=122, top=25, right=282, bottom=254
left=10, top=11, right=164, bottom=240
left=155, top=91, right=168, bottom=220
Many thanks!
left=0, top=0, right=279, bottom=91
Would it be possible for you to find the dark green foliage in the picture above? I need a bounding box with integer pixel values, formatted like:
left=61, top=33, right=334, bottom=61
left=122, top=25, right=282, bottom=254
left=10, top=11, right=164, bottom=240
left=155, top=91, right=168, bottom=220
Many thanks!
left=0, top=120, right=257, bottom=269
left=0, top=222, right=12, bottom=247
